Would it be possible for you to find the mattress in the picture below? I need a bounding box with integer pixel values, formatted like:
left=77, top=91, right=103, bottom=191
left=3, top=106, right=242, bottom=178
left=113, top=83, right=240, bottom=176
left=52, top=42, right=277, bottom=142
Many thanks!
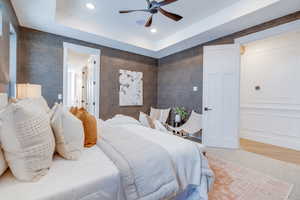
left=0, top=146, right=124, bottom=200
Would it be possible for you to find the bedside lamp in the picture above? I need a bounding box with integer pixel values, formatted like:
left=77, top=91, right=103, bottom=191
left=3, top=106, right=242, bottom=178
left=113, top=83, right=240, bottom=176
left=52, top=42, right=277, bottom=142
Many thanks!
left=16, top=84, right=42, bottom=99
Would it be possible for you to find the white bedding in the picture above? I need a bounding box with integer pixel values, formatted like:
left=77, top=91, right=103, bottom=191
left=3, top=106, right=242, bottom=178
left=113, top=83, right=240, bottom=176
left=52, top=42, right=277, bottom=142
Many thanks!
left=0, top=147, right=124, bottom=200
left=122, top=125, right=213, bottom=191
left=101, top=122, right=214, bottom=200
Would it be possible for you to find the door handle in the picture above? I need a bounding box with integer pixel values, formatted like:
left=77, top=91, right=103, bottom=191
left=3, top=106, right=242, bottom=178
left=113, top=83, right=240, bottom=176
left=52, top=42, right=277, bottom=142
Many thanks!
left=204, top=107, right=213, bottom=111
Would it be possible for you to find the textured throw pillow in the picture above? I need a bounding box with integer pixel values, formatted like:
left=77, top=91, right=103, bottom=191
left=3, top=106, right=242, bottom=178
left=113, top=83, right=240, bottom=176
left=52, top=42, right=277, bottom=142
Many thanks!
left=139, top=112, right=155, bottom=129
left=75, top=108, right=97, bottom=148
left=51, top=104, right=84, bottom=160
left=0, top=99, right=55, bottom=182
left=31, top=97, right=50, bottom=113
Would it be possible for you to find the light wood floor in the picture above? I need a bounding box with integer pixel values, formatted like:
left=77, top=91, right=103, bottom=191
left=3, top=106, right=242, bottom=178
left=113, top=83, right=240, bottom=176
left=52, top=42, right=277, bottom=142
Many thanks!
left=240, top=139, right=300, bottom=165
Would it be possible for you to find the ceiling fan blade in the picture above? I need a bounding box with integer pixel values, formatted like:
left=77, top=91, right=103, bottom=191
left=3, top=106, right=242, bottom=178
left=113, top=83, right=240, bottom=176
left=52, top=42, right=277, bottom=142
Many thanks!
left=159, top=0, right=178, bottom=7
left=145, top=15, right=153, bottom=27
left=158, top=8, right=182, bottom=21
left=119, top=9, right=150, bottom=14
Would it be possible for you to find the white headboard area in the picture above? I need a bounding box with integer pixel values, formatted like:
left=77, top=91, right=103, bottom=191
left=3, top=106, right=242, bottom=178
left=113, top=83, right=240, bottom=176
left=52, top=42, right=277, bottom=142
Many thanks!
left=0, top=93, right=8, bottom=110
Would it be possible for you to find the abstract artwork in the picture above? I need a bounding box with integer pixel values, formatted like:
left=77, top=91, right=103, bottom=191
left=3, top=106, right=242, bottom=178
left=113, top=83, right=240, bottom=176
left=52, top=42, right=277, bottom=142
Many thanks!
left=119, top=69, right=143, bottom=106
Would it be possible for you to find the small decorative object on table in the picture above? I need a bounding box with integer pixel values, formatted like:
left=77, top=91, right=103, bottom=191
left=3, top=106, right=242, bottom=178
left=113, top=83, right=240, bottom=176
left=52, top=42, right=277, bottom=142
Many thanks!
left=173, top=107, right=188, bottom=127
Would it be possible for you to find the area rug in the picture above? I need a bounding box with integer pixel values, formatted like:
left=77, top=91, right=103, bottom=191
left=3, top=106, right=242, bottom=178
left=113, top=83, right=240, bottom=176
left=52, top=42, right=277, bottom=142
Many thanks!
left=207, top=154, right=293, bottom=200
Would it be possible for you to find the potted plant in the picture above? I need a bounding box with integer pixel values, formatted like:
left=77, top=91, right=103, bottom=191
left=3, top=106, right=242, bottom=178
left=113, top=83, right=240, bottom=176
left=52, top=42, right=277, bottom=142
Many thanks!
left=173, top=107, right=188, bottom=123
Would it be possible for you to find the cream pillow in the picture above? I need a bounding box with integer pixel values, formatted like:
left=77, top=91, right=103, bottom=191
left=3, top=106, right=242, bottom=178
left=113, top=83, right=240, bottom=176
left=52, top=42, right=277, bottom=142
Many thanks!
left=139, top=112, right=155, bottom=129
left=105, top=114, right=141, bottom=126
left=0, top=99, right=55, bottom=182
left=96, top=118, right=104, bottom=140
left=29, top=97, right=50, bottom=113
left=51, top=104, right=84, bottom=160
left=153, top=120, right=169, bottom=133
left=150, top=107, right=171, bottom=124
left=0, top=94, right=8, bottom=176
left=48, top=102, right=59, bottom=120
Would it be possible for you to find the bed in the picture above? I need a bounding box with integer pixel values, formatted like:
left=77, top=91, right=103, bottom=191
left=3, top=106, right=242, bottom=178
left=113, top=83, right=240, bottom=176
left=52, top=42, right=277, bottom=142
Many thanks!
left=0, top=146, right=125, bottom=200
left=0, top=91, right=213, bottom=200
left=98, top=115, right=214, bottom=200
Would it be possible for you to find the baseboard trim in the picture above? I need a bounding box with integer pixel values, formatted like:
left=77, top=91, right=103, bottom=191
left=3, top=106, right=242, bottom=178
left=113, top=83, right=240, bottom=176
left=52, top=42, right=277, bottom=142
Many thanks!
left=241, top=131, right=300, bottom=151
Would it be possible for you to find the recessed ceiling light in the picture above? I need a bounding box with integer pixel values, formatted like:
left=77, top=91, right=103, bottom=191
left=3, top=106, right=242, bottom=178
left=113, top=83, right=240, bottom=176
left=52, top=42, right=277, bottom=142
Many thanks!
left=150, top=28, right=157, bottom=33
left=86, top=3, right=95, bottom=10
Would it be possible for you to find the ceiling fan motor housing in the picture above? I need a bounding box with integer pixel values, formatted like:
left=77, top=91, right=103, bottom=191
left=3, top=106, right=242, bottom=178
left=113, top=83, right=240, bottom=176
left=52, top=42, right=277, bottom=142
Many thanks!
left=149, top=1, right=160, bottom=13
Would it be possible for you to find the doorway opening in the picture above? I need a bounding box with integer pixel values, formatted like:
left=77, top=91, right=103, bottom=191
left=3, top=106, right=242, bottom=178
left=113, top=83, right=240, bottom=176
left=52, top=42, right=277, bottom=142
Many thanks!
left=239, top=29, right=300, bottom=160
left=63, top=43, right=100, bottom=117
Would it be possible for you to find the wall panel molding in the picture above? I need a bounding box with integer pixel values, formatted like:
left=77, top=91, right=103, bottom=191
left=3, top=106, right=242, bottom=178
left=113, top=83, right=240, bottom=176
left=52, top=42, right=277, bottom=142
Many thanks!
left=240, top=29, right=300, bottom=150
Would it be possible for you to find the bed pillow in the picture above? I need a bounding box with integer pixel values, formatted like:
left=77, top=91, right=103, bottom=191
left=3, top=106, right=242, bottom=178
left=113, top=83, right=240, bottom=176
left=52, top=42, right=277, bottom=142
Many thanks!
left=0, top=99, right=55, bottom=182
left=70, top=106, right=78, bottom=115
left=96, top=119, right=104, bottom=140
left=0, top=93, right=8, bottom=176
left=51, top=104, right=84, bottom=160
left=0, top=147, right=7, bottom=177
left=139, top=112, right=155, bottom=129
left=105, top=114, right=141, bottom=126
left=153, top=120, right=169, bottom=133
left=31, top=97, right=50, bottom=113
left=48, top=102, right=59, bottom=120
left=150, top=107, right=171, bottom=123
left=75, top=108, right=97, bottom=148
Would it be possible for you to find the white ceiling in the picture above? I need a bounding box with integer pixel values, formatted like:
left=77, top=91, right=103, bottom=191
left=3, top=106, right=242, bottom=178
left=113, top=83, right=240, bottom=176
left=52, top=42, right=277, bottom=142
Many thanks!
left=11, top=0, right=300, bottom=58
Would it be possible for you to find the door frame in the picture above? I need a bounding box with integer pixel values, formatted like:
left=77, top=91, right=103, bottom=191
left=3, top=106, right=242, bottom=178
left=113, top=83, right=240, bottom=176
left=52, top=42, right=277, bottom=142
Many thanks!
left=63, top=42, right=101, bottom=118
left=202, top=19, right=300, bottom=148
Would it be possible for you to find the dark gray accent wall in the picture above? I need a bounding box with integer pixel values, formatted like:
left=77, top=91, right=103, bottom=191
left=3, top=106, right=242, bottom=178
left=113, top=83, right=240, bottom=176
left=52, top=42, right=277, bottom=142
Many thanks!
left=0, top=0, right=19, bottom=92
left=158, top=47, right=203, bottom=114
left=18, top=27, right=158, bottom=120
left=157, top=11, right=300, bottom=120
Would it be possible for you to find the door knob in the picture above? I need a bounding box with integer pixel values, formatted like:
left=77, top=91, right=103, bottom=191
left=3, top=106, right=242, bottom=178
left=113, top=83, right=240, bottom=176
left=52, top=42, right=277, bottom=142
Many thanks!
left=204, top=107, right=213, bottom=111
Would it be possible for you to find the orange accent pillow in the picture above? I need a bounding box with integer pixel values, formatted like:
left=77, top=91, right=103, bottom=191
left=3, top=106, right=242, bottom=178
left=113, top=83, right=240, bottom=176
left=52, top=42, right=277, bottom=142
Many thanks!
left=69, top=106, right=78, bottom=115
left=75, top=108, right=98, bottom=148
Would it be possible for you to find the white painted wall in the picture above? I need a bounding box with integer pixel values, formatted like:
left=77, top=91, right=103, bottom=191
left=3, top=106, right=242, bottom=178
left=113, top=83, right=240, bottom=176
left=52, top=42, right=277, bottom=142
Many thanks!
left=240, top=30, right=300, bottom=151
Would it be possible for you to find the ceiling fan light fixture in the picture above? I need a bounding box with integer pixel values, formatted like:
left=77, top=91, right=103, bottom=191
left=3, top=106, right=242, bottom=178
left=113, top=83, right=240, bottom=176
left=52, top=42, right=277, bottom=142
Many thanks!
left=86, top=3, right=95, bottom=10
left=150, top=28, right=157, bottom=33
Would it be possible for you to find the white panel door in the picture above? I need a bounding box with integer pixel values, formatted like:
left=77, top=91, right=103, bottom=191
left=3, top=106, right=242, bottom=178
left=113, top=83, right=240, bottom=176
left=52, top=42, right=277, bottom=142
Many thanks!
left=203, top=44, right=240, bottom=149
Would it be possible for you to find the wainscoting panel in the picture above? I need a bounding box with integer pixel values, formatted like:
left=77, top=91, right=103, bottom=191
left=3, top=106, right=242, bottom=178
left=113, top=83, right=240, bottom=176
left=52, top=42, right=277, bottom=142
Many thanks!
left=240, top=30, right=300, bottom=151
left=240, top=106, right=300, bottom=150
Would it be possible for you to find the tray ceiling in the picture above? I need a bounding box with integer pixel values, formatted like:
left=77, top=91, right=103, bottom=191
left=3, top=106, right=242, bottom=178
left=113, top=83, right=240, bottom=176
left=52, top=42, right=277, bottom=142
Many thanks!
left=11, top=0, right=300, bottom=58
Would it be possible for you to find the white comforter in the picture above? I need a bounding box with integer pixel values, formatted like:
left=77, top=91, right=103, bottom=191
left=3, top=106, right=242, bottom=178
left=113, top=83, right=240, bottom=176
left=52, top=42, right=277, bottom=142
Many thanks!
left=99, top=116, right=214, bottom=200
left=98, top=125, right=179, bottom=200
left=118, top=124, right=214, bottom=198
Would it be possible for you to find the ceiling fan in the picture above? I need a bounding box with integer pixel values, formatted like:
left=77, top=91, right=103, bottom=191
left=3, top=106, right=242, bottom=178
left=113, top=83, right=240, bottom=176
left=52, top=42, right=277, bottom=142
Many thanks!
left=119, top=0, right=183, bottom=27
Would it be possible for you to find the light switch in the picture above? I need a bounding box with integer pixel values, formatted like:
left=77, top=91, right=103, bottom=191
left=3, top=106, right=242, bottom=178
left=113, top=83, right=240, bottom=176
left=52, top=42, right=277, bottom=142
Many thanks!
left=193, top=86, right=198, bottom=92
